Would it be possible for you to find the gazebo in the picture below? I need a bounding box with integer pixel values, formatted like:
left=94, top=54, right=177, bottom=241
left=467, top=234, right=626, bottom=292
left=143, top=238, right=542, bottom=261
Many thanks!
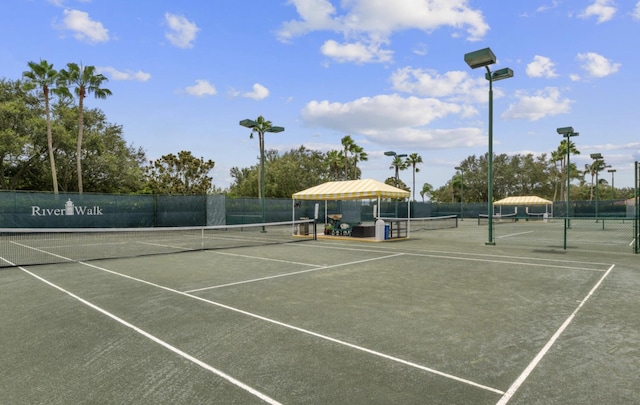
left=292, top=179, right=411, bottom=237
left=493, top=196, right=553, bottom=218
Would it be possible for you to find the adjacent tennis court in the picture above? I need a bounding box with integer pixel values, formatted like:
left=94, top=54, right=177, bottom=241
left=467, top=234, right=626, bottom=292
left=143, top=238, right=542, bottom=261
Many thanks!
left=1, top=221, right=638, bottom=404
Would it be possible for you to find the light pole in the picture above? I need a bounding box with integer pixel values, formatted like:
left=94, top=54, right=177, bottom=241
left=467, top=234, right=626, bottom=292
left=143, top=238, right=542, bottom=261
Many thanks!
left=590, top=153, right=603, bottom=220
left=384, top=151, right=406, bottom=187
left=385, top=151, right=406, bottom=219
left=557, top=127, right=579, bottom=226
left=465, top=47, right=513, bottom=245
left=455, top=166, right=465, bottom=220
left=608, top=168, right=616, bottom=198
left=239, top=118, right=284, bottom=225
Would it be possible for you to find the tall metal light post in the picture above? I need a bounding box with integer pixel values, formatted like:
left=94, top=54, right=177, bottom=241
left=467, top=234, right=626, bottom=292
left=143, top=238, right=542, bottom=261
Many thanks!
left=590, top=153, right=603, bottom=220
left=239, top=118, right=284, bottom=225
left=608, top=168, right=616, bottom=198
left=557, top=127, right=579, bottom=227
left=455, top=166, right=465, bottom=220
left=465, top=47, right=513, bottom=245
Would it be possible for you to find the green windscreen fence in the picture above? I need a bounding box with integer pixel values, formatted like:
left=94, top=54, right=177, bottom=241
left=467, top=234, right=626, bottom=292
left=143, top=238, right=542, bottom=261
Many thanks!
left=0, top=192, right=223, bottom=228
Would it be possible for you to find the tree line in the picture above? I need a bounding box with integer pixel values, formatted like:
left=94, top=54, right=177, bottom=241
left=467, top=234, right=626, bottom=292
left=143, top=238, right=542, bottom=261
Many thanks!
left=2, top=60, right=634, bottom=200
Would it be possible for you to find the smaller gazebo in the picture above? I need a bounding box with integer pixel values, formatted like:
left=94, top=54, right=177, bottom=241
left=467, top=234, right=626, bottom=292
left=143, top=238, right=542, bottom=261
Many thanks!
left=493, top=196, right=553, bottom=218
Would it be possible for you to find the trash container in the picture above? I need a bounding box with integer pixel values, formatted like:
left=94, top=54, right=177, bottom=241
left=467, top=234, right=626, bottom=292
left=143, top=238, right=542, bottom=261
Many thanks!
left=375, top=219, right=385, bottom=241
left=384, top=224, right=390, bottom=240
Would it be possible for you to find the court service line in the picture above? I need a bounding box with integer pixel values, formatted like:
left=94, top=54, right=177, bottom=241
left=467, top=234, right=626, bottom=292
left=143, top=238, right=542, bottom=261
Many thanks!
left=495, top=263, right=616, bottom=405
left=303, top=243, right=609, bottom=272
left=77, top=260, right=505, bottom=396
left=302, top=242, right=614, bottom=267
left=209, top=250, right=325, bottom=267
left=496, top=231, right=535, bottom=239
left=185, top=253, right=404, bottom=293
left=14, top=264, right=283, bottom=405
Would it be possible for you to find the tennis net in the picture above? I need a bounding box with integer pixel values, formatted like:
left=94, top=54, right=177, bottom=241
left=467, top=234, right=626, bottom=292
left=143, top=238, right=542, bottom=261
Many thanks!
left=477, top=213, right=517, bottom=225
left=0, top=219, right=316, bottom=268
left=409, top=215, right=459, bottom=232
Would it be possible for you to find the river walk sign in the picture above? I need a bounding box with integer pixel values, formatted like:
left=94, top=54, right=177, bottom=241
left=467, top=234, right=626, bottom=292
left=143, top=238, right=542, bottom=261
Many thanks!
left=31, top=199, right=104, bottom=217
left=0, top=192, right=212, bottom=228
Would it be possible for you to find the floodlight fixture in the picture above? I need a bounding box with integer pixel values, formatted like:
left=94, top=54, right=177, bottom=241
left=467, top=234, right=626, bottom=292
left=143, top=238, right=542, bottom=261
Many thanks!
left=556, top=126, right=574, bottom=135
left=486, top=67, right=514, bottom=82
left=590, top=153, right=603, bottom=159
left=239, top=119, right=257, bottom=128
left=464, top=47, right=496, bottom=69
left=384, top=151, right=397, bottom=156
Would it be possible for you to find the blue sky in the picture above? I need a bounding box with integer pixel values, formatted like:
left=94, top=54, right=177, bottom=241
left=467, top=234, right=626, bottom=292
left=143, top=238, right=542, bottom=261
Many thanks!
left=2, top=0, right=639, bottom=192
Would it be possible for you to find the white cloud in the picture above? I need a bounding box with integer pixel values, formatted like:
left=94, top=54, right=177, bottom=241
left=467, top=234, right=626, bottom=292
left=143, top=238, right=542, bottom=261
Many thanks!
left=242, top=83, right=270, bottom=100
left=577, top=52, right=620, bottom=78
left=165, top=13, right=199, bottom=48
left=502, top=87, right=572, bottom=121
left=389, top=67, right=497, bottom=104
left=59, top=9, right=109, bottom=43
left=535, top=1, right=560, bottom=13
left=98, top=67, right=151, bottom=82
left=277, top=0, right=341, bottom=42
left=278, top=0, right=489, bottom=63
left=526, top=55, right=558, bottom=78
left=302, top=94, right=462, bottom=132
left=185, top=80, right=216, bottom=96
left=633, top=2, right=640, bottom=20
left=579, top=0, right=617, bottom=23
left=320, top=40, right=392, bottom=64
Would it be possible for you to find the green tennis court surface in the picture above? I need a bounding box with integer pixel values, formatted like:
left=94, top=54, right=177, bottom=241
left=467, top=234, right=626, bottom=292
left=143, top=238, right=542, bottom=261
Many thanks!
left=1, top=222, right=638, bottom=404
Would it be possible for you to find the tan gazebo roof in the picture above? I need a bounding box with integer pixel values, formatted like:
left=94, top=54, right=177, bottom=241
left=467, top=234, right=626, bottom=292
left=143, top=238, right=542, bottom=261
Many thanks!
left=292, top=179, right=410, bottom=201
left=494, top=196, right=553, bottom=206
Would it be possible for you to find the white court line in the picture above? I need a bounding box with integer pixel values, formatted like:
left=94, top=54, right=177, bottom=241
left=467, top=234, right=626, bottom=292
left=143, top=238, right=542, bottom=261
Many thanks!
left=73, top=259, right=504, bottom=395
left=13, top=262, right=282, bottom=405
left=301, top=241, right=614, bottom=267
left=210, top=250, right=324, bottom=267
left=185, top=253, right=402, bottom=293
left=495, top=264, right=616, bottom=405
left=497, top=231, right=535, bottom=239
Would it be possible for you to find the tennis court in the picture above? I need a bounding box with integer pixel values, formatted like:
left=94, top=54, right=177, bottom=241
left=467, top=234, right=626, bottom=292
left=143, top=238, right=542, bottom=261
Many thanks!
left=1, top=220, right=638, bottom=404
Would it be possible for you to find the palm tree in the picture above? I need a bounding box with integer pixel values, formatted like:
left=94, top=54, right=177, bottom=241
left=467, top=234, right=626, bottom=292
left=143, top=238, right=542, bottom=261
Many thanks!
left=389, top=156, right=407, bottom=187
left=555, top=139, right=580, bottom=201
left=420, top=183, right=433, bottom=202
left=325, top=150, right=344, bottom=180
left=550, top=149, right=564, bottom=202
left=350, top=145, right=368, bottom=180
left=405, top=153, right=423, bottom=201
left=57, top=63, right=112, bottom=193
left=584, top=162, right=598, bottom=201
left=341, top=135, right=356, bottom=180
left=22, top=59, right=61, bottom=194
left=585, top=158, right=607, bottom=201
